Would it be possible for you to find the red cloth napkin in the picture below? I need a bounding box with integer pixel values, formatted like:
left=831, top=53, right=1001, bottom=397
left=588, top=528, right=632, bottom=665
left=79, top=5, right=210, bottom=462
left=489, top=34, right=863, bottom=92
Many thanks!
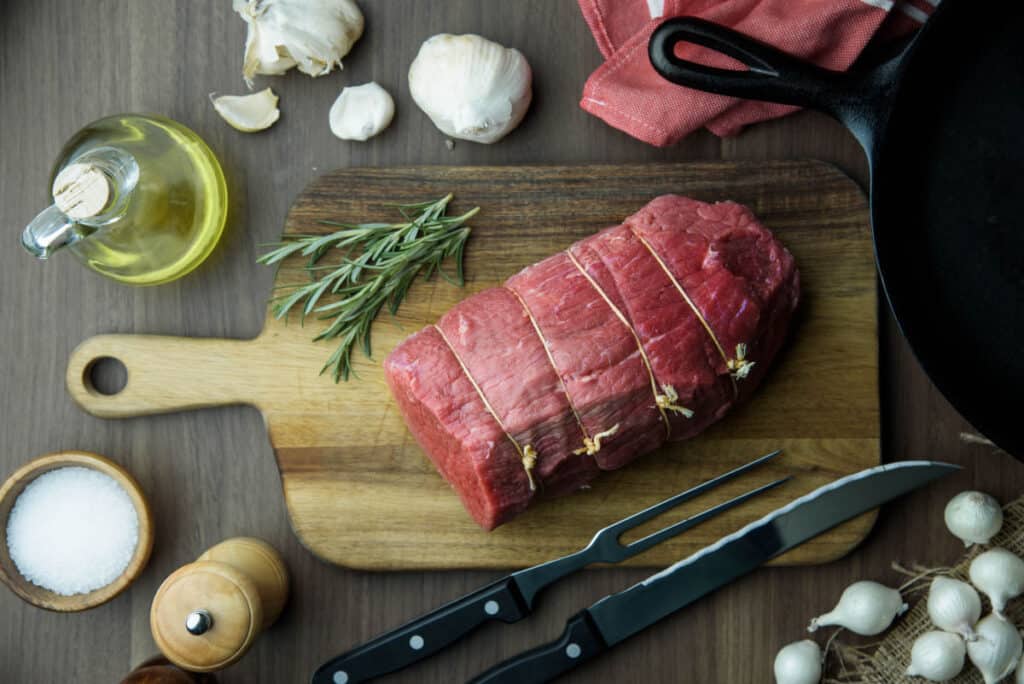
left=578, top=0, right=937, bottom=146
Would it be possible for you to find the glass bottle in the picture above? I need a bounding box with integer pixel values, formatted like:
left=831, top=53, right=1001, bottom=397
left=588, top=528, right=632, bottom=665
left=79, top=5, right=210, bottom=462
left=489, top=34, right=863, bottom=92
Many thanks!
left=21, top=114, right=228, bottom=285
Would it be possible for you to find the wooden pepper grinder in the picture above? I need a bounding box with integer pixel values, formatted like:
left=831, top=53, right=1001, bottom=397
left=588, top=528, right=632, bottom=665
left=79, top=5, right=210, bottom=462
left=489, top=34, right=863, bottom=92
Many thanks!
left=150, top=537, right=289, bottom=673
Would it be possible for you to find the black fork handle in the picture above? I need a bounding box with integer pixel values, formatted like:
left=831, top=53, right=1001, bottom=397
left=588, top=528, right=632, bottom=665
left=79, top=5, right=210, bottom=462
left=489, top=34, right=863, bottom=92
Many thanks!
left=648, top=17, right=895, bottom=145
left=311, top=577, right=529, bottom=684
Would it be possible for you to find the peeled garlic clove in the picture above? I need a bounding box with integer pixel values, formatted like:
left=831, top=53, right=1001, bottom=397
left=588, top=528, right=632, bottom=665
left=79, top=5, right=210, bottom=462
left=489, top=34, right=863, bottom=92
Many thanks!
left=967, top=613, right=1023, bottom=684
left=927, top=576, right=982, bottom=640
left=945, top=490, right=1002, bottom=546
left=211, top=88, right=281, bottom=132
left=234, top=0, right=364, bottom=83
left=970, top=548, right=1024, bottom=619
left=773, top=639, right=821, bottom=684
left=906, top=630, right=966, bottom=682
left=409, top=33, right=532, bottom=144
left=808, top=580, right=907, bottom=636
left=329, top=82, right=395, bottom=141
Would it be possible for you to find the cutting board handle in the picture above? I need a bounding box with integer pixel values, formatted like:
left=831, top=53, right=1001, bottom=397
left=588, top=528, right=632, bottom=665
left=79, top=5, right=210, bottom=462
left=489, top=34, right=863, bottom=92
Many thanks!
left=67, top=334, right=265, bottom=418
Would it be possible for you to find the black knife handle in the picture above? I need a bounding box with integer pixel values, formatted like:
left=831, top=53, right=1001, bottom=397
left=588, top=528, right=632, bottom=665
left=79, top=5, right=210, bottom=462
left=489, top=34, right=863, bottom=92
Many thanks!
left=468, top=611, right=608, bottom=684
left=311, top=577, right=529, bottom=684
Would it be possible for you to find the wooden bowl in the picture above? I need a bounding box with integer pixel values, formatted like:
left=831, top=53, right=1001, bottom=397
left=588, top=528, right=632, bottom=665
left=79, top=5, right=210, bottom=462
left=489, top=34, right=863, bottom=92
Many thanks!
left=0, top=450, right=154, bottom=611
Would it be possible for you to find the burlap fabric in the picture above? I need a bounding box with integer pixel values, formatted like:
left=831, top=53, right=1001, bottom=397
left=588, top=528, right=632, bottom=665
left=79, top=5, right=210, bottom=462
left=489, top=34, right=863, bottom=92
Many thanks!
left=826, top=497, right=1024, bottom=683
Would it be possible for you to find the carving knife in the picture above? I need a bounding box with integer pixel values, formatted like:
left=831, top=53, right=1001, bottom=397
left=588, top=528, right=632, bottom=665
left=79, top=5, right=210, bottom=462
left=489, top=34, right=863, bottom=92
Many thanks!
left=312, top=450, right=786, bottom=684
left=469, top=460, right=959, bottom=684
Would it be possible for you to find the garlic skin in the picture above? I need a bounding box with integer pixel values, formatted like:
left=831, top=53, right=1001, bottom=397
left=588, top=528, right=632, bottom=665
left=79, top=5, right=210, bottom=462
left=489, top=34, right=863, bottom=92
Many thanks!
left=906, top=630, right=966, bottom=682
left=966, top=613, right=1023, bottom=684
left=808, top=580, right=907, bottom=636
left=233, top=0, right=364, bottom=84
left=408, top=33, right=532, bottom=144
left=970, top=548, right=1024, bottom=619
left=773, top=639, right=821, bottom=684
left=945, top=491, right=1003, bottom=546
left=329, top=82, right=395, bottom=141
left=211, top=88, right=281, bottom=132
left=927, top=576, right=982, bottom=641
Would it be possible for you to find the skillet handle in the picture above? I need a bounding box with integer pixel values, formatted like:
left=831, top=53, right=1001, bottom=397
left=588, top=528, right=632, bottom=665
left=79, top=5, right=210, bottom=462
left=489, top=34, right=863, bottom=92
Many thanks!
left=648, top=17, right=866, bottom=119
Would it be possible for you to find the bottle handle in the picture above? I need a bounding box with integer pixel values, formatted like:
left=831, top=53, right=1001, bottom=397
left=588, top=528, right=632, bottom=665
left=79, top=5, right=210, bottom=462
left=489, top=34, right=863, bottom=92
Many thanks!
left=21, top=204, right=91, bottom=259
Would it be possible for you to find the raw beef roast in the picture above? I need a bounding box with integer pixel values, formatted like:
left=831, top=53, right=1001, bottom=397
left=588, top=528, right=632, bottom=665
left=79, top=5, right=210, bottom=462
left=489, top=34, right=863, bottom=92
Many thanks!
left=385, top=195, right=800, bottom=529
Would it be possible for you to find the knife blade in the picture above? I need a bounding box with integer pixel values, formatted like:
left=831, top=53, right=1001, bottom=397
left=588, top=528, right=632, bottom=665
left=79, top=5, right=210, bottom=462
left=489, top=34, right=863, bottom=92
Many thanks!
left=311, top=450, right=785, bottom=684
left=469, top=460, right=959, bottom=684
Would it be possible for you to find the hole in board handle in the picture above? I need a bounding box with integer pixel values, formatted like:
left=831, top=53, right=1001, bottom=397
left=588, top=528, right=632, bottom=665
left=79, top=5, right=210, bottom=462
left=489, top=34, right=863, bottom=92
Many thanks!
left=84, top=356, right=128, bottom=396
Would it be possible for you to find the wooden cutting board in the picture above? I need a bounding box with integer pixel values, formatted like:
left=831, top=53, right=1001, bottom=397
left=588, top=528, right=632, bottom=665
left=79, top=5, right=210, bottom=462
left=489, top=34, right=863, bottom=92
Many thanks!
left=66, top=162, right=879, bottom=570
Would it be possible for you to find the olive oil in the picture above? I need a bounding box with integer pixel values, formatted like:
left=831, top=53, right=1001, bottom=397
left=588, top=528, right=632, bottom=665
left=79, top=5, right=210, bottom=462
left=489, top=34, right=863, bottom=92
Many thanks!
left=22, top=114, right=227, bottom=285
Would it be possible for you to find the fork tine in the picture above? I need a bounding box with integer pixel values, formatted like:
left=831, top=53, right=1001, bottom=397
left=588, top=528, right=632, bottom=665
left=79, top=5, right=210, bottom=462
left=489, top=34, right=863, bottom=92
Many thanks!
left=623, top=476, right=792, bottom=556
left=598, top=449, right=783, bottom=539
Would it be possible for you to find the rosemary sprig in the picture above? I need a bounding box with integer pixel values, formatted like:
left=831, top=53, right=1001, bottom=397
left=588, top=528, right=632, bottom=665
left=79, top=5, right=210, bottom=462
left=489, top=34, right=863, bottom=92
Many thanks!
left=258, top=193, right=477, bottom=382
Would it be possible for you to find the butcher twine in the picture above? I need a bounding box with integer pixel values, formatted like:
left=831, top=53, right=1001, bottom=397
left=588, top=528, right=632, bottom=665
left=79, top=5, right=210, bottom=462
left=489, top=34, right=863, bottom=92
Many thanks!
left=566, top=250, right=692, bottom=439
left=628, top=226, right=755, bottom=396
left=506, top=285, right=629, bottom=462
left=504, top=285, right=597, bottom=455
left=433, top=228, right=753, bottom=489
left=824, top=495, right=1024, bottom=684
left=433, top=324, right=540, bottom=491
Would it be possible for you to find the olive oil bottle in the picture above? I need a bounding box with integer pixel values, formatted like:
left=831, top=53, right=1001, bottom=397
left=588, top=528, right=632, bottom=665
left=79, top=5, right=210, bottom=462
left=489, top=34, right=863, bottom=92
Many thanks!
left=21, top=114, right=228, bottom=285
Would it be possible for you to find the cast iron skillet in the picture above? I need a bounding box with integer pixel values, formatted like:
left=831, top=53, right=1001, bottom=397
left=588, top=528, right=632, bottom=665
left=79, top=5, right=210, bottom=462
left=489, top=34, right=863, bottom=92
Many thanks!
left=650, top=1, right=1024, bottom=459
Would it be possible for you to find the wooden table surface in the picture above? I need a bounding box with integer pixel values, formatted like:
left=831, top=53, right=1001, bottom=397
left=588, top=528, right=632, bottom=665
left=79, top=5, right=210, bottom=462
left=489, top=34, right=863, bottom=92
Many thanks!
left=1, top=2, right=1018, bottom=682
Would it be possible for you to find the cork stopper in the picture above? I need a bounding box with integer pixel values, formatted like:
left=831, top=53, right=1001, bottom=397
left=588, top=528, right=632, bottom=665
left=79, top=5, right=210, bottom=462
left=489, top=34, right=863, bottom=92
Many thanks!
left=52, top=163, right=112, bottom=220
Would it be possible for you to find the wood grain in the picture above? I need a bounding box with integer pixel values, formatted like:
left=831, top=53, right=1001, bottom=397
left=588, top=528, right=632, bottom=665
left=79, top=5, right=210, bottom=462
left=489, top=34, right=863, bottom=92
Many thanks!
left=0, top=451, right=155, bottom=613
left=66, top=162, right=879, bottom=570
left=1, top=1, right=1015, bottom=683
left=151, top=537, right=288, bottom=672
left=196, top=538, right=289, bottom=630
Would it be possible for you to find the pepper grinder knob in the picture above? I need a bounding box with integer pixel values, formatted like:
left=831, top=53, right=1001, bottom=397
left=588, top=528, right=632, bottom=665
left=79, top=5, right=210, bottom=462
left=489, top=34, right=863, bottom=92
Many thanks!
left=150, top=538, right=289, bottom=673
left=185, top=609, right=213, bottom=635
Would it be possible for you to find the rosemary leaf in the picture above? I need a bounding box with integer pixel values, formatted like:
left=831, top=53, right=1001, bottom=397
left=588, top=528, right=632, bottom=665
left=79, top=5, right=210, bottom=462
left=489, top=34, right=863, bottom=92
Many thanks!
left=258, top=193, right=476, bottom=382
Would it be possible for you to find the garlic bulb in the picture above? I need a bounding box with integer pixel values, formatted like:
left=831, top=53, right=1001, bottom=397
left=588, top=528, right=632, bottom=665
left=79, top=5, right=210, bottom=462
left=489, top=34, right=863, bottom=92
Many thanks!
left=408, top=33, right=532, bottom=144
left=329, top=82, right=395, bottom=141
left=906, top=630, right=966, bottom=682
left=966, top=613, right=1023, bottom=684
left=945, top=490, right=1003, bottom=546
left=927, top=576, right=982, bottom=640
left=211, top=88, right=281, bottom=132
left=970, top=548, right=1024, bottom=618
left=233, top=0, right=364, bottom=83
left=808, top=580, right=907, bottom=636
left=773, top=639, right=821, bottom=684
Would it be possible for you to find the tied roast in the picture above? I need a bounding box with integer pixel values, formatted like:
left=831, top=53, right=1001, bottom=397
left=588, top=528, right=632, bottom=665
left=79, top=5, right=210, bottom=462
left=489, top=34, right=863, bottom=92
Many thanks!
left=385, top=195, right=800, bottom=529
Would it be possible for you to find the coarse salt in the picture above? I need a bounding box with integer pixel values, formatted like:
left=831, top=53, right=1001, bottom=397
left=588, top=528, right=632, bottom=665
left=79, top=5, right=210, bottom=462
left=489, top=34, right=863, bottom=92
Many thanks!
left=6, top=466, right=139, bottom=595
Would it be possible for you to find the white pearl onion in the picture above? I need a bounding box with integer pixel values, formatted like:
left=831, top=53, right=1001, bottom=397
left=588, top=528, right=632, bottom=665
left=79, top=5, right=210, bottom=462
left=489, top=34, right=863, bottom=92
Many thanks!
left=966, top=614, right=1022, bottom=684
left=773, top=639, right=821, bottom=684
left=808, top=581, right=907, bottom=636
left=945, top=491, right=1003, bottom=546
left=906, top=630, right=966, bottom=682
left=927, top=577, right=981, bottom=640
left=970, top=548, right=1024, bottom=619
